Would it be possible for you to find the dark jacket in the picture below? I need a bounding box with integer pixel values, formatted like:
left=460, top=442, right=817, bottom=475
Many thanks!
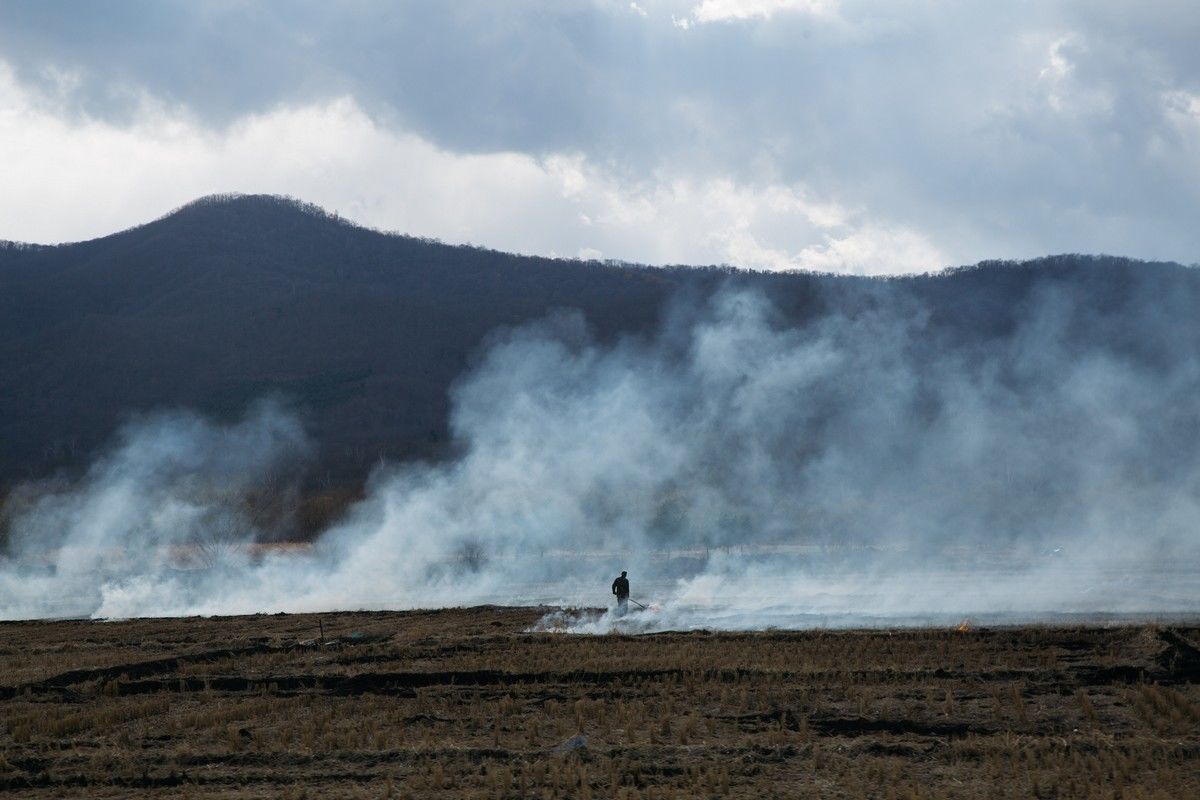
left=612, top=576, right=630, bottom=598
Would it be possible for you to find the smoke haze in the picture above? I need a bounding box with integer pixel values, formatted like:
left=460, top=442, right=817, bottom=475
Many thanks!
left=3, top=277, right=1199, bottom=627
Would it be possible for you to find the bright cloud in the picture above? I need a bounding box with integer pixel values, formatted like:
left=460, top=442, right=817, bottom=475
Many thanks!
left=0, top=63, right=942, bottom=273
left=689, top=0, right=839, bottom=23
left=1033, top=34, right=1114, bottom=116
left=0, top=63, right=936, bottom=275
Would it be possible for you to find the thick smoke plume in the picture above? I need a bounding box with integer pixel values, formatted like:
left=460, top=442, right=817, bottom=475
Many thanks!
left=2, top=281, right=1199, bottom=626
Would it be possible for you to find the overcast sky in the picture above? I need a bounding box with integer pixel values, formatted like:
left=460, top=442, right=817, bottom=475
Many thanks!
left=1, top=1, right=1197, bottom=273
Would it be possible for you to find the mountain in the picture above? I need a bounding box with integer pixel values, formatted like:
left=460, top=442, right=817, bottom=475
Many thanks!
left=0, top=195, right=697, bottom=489
left=1, top=194, right=1197, bottom=496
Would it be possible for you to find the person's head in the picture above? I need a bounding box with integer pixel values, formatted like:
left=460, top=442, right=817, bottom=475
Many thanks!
left=620, top=571, right=627, bottom=577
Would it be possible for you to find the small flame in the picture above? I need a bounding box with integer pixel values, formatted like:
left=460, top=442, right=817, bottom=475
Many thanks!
left=956, top=618, right=972, bottom=633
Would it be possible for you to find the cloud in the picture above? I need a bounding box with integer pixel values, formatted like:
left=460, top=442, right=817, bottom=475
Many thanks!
left=0, top=64, right=941, bottom=272
left=1, top=2, right=1199, bottom=267
left=688, top=0, right=839, bottom=24
left=793, top=224, right=943, bottom=275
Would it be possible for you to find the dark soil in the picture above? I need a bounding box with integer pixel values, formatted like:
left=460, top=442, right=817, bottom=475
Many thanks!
left=2, top=608, right=1199, bottom=798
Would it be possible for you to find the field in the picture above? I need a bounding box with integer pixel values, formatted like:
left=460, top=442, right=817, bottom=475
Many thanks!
left=2, top=608, right=1199, bottom=799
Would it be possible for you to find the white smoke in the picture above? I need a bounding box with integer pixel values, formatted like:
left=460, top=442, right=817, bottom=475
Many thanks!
left=2, top=283, right=1199, bottom=626
left=0, top=400, right=310, bottom=618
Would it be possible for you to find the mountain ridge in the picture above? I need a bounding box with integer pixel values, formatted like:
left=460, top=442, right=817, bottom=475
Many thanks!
left=15, top=192, right=1190, bottom=277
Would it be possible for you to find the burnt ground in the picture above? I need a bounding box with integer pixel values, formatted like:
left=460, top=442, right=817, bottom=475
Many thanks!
left=1, top=608, right=1199, bottom=798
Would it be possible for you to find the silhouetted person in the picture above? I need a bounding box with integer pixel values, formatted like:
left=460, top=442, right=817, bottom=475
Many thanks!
left=612, top=571, right=630, bottom=614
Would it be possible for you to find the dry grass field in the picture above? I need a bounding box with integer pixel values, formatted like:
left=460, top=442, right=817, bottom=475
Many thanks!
left=2, top=607, right=1199, bottom=799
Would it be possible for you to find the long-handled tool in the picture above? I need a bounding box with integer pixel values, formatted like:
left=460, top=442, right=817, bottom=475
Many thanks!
left=628, top=598, right=648, bottom=610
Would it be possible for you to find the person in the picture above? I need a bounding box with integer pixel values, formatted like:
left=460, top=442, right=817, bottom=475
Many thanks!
left=611, top=570, right=630, bottom=614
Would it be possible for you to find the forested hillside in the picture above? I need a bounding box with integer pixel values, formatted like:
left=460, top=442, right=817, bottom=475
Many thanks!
left=2, top=194, right=1196, bottom=500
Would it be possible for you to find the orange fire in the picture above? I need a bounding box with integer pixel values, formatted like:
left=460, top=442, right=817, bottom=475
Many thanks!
left=956, top=618, right=972, bottom=633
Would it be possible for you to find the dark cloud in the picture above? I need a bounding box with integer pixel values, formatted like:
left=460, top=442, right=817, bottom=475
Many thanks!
left=0, top=1, right=620, bottom=149
left=0, top=1, right=1198, bottom=264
